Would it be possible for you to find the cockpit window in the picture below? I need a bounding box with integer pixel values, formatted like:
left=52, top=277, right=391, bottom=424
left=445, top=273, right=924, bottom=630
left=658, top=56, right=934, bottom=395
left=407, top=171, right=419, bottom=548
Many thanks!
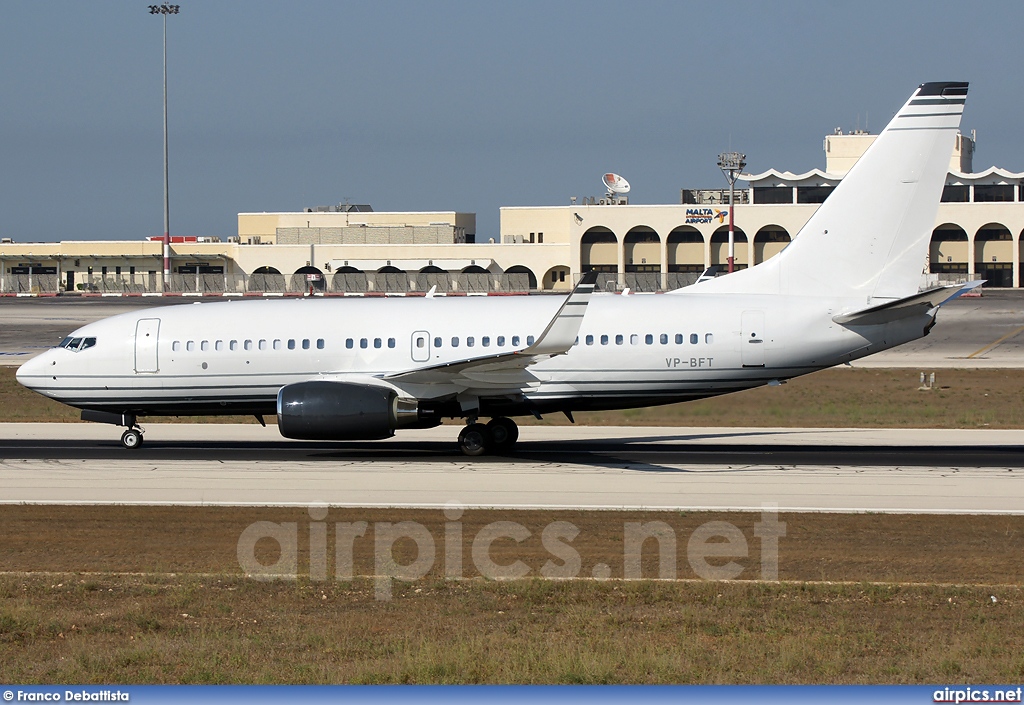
left=58, top=336, right=96, bottom=352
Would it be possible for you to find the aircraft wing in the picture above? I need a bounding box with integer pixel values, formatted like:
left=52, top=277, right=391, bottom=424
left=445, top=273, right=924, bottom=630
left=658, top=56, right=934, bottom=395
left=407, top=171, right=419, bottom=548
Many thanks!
left=833, top=280, right=983, bottom=326
left=384, top=271, right=599, bottom=386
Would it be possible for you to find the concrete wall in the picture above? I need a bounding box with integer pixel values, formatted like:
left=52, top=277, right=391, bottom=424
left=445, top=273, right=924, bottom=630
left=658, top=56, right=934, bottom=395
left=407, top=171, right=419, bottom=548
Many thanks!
left=499, top=207, right=573, bottom=245
left=239, top=211, right=475, bottom=244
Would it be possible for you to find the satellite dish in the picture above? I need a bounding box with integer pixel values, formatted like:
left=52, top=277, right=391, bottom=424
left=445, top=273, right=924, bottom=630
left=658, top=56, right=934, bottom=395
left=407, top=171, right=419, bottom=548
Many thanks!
left=602, top=172, right=630, bottom=195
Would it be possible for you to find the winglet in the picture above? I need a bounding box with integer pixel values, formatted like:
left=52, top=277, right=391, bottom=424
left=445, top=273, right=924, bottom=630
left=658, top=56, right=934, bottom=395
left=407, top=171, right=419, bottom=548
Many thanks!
left=520, top=271, right=599, bottom=356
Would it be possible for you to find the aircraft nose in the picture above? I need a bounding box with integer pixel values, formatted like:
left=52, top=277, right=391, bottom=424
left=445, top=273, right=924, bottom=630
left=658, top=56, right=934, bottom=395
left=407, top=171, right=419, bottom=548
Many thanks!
left=15, top=352, right=50, bottom=390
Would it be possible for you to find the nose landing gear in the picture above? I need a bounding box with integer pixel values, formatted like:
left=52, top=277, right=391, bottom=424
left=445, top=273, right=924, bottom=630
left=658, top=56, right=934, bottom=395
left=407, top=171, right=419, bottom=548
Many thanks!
left=457, top=417, right=519, bottom=456
left=80, top=410, right=146, bottom=449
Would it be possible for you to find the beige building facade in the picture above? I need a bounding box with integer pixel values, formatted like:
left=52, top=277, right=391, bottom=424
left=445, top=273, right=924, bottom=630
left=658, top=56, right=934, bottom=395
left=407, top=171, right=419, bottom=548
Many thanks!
left=2, top=132, right=1022, bottom=294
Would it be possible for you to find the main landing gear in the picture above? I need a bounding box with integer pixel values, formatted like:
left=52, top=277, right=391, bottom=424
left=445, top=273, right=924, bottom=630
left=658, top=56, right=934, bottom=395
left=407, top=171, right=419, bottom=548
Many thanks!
left=458, top=417, right=519, bottom=457
left=120, top=426, right=144, bottom=449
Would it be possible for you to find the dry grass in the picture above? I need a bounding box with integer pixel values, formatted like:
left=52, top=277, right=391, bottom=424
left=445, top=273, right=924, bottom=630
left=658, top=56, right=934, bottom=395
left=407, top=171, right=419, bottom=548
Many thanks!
left=1, top=506, right=1023, bottom=585
left=5, top=366, right=1024, bottom=427
left=1, top=576, right=1022, bottom=684
left=2, top=507, right=1024, bottom=683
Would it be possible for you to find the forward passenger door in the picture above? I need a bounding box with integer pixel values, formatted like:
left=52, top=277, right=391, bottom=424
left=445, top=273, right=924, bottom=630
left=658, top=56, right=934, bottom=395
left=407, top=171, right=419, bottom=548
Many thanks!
left=135, top=318, right=161, bottom=373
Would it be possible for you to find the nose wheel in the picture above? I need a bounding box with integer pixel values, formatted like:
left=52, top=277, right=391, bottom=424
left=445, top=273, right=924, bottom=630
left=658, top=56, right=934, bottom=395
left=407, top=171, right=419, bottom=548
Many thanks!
left=457, top=417, right=519, bottom=456
left=120, top=428, right=144, bottom=449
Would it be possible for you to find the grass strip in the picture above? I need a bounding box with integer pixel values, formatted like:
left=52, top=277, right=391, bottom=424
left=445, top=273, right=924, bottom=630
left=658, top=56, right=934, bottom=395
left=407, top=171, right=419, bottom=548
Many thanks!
left=2, top=575, right=1022, bottom=684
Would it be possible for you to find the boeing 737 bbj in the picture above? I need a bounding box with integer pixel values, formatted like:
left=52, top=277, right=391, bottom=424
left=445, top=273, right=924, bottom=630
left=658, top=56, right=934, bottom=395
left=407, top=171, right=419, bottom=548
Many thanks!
left=17, top=82, right=978, bottom=455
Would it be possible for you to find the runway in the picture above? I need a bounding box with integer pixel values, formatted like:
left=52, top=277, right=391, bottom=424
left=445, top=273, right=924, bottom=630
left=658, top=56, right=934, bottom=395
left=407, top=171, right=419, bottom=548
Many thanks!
left=2, top=423, right=1022, bottom=513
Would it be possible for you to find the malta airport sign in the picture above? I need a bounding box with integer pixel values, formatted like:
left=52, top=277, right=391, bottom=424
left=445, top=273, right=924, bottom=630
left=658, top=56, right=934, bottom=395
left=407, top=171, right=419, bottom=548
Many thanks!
left=684, top=208, right=729, bottom=225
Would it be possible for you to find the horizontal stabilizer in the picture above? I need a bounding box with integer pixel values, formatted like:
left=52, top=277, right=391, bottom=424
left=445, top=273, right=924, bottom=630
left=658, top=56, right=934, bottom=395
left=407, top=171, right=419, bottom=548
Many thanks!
left=833, top=280, right=983, bottom=326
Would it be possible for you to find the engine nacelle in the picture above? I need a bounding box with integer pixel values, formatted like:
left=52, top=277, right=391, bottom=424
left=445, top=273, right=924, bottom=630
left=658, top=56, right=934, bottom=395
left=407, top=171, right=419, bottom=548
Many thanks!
left=276, top=381, right=424, bottom=441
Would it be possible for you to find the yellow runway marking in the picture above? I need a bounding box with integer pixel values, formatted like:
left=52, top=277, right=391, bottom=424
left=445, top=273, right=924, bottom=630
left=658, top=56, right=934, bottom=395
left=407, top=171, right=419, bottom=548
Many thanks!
left=967, top=324, right=1024, bottom=359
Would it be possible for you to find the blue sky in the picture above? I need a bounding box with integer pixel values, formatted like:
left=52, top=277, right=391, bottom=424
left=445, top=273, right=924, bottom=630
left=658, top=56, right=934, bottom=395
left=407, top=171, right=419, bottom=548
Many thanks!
left=2, top=1, right=1022, bottom=242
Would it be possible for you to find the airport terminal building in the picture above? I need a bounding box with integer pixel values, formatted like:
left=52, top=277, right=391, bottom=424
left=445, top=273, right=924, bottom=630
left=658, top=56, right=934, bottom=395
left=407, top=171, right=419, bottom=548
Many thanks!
left=2, top=131, right=1023, bottom=295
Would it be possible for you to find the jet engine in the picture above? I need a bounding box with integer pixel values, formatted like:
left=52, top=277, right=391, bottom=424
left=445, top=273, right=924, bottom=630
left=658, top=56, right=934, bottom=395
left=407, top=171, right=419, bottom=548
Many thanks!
left=276, top=381, right=431, bottom=440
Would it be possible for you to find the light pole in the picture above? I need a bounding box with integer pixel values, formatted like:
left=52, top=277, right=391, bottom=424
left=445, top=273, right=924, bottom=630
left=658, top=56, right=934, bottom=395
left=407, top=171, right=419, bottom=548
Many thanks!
left=149, top=4, right=179, bottom=291
left=717, top=151, right=746, bottom=274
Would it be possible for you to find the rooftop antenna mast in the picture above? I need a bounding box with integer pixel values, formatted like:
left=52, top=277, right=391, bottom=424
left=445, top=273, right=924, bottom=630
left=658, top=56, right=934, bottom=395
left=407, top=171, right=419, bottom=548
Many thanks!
left=717, top=151, right=746, bottom=274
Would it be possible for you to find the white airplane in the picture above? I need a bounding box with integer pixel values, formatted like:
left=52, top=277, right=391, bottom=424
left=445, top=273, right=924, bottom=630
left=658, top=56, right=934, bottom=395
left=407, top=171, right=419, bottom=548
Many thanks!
left=17, top=82, right=978, bottom=455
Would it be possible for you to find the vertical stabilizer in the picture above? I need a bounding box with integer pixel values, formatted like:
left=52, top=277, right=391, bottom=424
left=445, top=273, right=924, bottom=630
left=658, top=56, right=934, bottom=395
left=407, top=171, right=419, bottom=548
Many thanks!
left=688, top=82, right=968, bottom=301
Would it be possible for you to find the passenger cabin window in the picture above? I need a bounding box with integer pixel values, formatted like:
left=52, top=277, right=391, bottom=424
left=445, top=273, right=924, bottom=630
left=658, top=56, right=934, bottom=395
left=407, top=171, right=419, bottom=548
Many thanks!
left=482, top=336, right=490, bottom=347
left=416, top=336, right=426, bottom=349
left=601, top=335, right=609, bottom=345
left=705, top=333, right=714, bottom=344
left=387, top=338, right=395, bottom=349
left=615, top=335, right=624, bottom=345
left=690, top=334, right=698, bottom=344
left=215, top=340, right=223, bottom=351
left=433, top=337, right=442, bottom=348
left=512, top=336, right=520, bottom=346
left=374, top=338, right=382, bottom=349
left=660, top=334, right=668, bottom=345
left=201, top=341, right=209, bottom=351
left=346, top=339, right=354, bottom=349
left=288, top=339, right=296, bottom=350
left=317, top=339, right=325, bottom=349
left=645, top=334, right=653, bottom=345
left=302, top=339, right=310, bottom=350
left=360, top=339, right=367, bottom=349
left=630, top=334, right=639, bottom=345
left=244, top=340, right=253, bottom=350
left=497, top=336, right=505, bottom=346
left=527, top=335, right=535, bottom=345
left=675, top=334, right=683, bottom=344
left=186, top=341, right=195, bottom=351
left=230, top=340, right=238, bottom=351
left=258, top=339, right=267, bottom=351
left=172, top=341, right=180, bottom=352
left=467, top=337, right=475, bottom=348
left=586, top=335, right=594, bottom=345
left=452, top=337, right=460, bottom=347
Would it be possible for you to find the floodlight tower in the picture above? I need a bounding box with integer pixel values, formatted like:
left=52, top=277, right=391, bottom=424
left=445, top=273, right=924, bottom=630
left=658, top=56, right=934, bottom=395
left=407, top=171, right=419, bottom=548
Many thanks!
left=717, top=151, right=746, bottom=274
left=149, top=4, right=180, bottom=290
